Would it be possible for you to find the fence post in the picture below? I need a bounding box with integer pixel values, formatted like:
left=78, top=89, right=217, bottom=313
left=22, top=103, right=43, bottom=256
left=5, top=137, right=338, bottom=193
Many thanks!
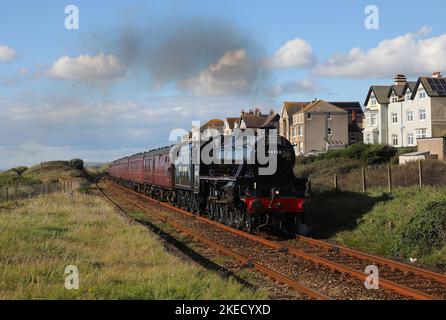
left=418, top=160, right=423, bottom=187
left=5, top=186, right=8, bottom=201
left=387, top=165, right=392, bottom=192
left=362, top=169, right=367, bottom=193
left=334, top=174, right=338, bottom=191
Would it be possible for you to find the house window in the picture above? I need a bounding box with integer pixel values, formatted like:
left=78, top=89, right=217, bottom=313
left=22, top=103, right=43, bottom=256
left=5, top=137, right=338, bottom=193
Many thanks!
left=407, top=132, right=414, bottom=146
left=415, top=129, right=427, bottom=139
left=307, top=113, right=312, bottom=120
left=371, top=95, right=377, bottom=106
left=370, top=114, right=377, bottom=126
left=419, top=89, right=427, bottom=99
left=419, top=109, right=426, bottom=121
left=392, top=134, right=399, bottom=147
left=327, top=128, right=332, bottom=136
left=327, top=113, right=332, bottom=120
left=391, top=93, right=398, bottom=103
left=406, top=111, right=413, bottom=122
left=297, top=125, right=303, bottom=137
left=291, top=127, right=297, bottom=137
left=405, top=91, right=412, bottom=101
left=293, top=115, right=298, bottom=125
left=391, top=112, right=398, bottom=124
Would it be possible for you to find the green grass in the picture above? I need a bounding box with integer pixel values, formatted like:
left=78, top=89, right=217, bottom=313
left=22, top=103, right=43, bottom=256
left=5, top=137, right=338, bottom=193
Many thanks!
left=0, top=193, right=267, bottom=300
left=307, top=187, right=446, bottom=269
left=0, top=161, right=89, bottom=188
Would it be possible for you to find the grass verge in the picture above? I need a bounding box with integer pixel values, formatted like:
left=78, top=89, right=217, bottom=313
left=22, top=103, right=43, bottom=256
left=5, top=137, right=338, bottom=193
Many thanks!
left=0, top=193, right=266, bottom=299
left=306, top=187, right=446, bottom=270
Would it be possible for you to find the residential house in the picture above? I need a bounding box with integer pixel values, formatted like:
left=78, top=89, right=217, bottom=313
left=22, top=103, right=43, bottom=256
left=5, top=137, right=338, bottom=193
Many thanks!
left=364, top=73, right=446, bottom=147
left=279, top=100, right=362, bottom=154
left=285, top=100, right=348, bottom=155
left=223, top=117, right=239, bottom=135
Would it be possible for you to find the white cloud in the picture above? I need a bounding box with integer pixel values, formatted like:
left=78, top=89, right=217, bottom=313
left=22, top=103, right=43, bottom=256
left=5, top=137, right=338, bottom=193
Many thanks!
left=316, top=27, right=446, bottom=78
left=47, top=53, right=126, bottom=82
left=0, top=45, right=16, bottom=61
left=267, top=38, right=316, bottom=69
left=183, top=49, right=259, bottom=96
left=266, top=78, right=327, bottom=97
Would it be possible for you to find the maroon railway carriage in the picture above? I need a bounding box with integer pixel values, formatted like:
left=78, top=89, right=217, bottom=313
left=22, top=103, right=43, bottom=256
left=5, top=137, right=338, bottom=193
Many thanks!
left=109, top=146, right=174, bottom=200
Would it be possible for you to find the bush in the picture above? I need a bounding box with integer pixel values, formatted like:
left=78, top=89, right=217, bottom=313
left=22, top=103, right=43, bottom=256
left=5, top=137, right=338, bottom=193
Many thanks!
left=14, top=166, right=28, bottom=175
left=69, top=159, right=84, bottom=170
left=392, top=200, right=446, bottom=257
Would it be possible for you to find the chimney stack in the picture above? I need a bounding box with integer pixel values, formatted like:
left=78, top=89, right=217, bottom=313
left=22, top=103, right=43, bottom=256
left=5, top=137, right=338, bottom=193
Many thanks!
left=394, top=74, right=407, bottom=85
left=432, top=72, right=442, bottom=79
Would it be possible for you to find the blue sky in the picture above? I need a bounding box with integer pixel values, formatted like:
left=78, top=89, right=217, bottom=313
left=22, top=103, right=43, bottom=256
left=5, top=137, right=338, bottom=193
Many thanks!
left=1, top=0, right=446, bottom=168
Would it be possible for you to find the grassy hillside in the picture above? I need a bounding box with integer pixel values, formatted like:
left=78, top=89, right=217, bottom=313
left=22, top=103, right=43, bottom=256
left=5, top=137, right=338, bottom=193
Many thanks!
left=305, top=187, right=446, bottom=270
left=295, top=143, right=416, bottom=178
left=0, top=160, right=88, bottom=187
left=0, top=193, right=266, bottom=299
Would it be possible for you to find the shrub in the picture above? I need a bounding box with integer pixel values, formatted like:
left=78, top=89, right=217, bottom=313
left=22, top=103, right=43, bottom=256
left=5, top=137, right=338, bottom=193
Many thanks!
left=14, top=166, right=28, bottom=175
left=392, top=200, right=446, bottom=257
left=69, top=159, right=84, bottom=170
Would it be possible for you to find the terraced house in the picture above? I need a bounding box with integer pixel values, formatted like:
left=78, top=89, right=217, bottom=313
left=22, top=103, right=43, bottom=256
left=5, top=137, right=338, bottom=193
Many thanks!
left=280, top=100, right=363, bottom=155
left=363, top=73, right=446, bottom=147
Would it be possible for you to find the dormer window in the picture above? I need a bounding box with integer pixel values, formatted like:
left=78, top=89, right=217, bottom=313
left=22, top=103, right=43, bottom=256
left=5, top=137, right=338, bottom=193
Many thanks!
left=405, top=90, right=412, bottom=101
left=419, top=88, right=427, bottom=99
left=391, top=92, right=398, bottom=103
left=371, top=94, right=377, bottom=106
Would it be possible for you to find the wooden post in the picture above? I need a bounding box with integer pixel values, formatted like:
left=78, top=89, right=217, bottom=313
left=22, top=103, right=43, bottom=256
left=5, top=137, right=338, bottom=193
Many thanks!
left=418, top=160, right=423, bottom=187
left=387, top=165, right=392, bottom=192
left=5, top=186, right=8, bottom=201
left=362, top=169, right=367, bottom=193
left=334, top=174, right=338, bottom=191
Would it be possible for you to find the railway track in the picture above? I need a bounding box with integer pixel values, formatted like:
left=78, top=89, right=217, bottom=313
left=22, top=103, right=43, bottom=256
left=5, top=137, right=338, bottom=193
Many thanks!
left=97, top=177, right=446, bottom=300
left=96, top=178, right=330, bottom=300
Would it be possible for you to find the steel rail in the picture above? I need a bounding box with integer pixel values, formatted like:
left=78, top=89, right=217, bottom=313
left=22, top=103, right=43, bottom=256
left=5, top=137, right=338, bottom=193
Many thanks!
left=295, top=236, right=446, bottom=285
left=97, top=180, right=331, bottom=300
left=105, top=178, right=440, bottom=300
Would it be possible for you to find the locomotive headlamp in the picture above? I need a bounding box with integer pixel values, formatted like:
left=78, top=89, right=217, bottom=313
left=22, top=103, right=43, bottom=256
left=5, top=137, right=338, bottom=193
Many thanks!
left=275, top=190, right=280, bottom=195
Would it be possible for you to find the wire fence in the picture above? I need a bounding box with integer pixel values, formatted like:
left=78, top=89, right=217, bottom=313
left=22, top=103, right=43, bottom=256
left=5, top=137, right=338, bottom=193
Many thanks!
left=309, top=159, right=446, bottom=193
left=0, top=178, right=83, bottom=202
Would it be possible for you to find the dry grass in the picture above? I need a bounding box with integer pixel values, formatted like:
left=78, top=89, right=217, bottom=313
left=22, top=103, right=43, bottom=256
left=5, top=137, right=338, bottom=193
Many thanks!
left=0, top=193, right=266, bottom=300
left=309, top=160, right=446, bottom=192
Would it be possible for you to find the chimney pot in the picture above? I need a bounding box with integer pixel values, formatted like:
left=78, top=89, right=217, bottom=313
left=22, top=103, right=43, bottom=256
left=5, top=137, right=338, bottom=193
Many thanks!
left=394, top=74, right=407, bottom=85
left=432, top=72, right=442, bottom=79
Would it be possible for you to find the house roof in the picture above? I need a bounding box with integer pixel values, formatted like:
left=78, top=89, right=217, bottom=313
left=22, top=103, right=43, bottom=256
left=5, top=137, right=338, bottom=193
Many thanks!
left=389, top=84, right=406, bottom=97
left=364, top=86, right=391, bottom=106
left=261, top=112, right=280, bottom=128
left=329, top=102, right=364, bottom=115
left=282, top=102, right=308, bottom=116
left=200, top=119, right=224, bottom=132
left=282, top=101, right=363, bottom=117
left=300, top=100, right=348, bottom=114
left=224, top=117, right=239, bottom=129
left=241, top=114, right=269, bottom=128
left=411, top=77, right=446, bottom=99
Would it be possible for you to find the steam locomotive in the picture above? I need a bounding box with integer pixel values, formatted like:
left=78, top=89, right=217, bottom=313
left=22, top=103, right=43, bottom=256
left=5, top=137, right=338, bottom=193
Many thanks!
left=108, top=129, right=309, bottom=235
